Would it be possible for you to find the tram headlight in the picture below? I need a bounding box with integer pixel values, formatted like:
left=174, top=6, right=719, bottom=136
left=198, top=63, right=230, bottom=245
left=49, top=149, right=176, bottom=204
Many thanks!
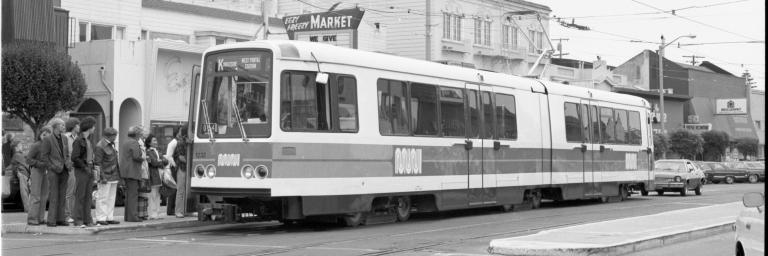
left=241, top=165, right=255, bottom=179
left=205, top=164, right=217, bottom=179
left=194, top=165, right=205, bottom=179
left=256, top=165, right=269, bottom=179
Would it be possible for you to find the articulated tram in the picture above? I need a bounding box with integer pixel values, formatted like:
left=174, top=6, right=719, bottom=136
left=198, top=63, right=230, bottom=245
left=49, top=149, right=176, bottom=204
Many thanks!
left=189, top=40, right=655, bottom=225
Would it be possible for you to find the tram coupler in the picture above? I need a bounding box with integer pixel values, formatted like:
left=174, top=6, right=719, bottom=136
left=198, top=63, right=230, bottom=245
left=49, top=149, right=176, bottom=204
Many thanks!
left=197, top=203, right=240, bottom=222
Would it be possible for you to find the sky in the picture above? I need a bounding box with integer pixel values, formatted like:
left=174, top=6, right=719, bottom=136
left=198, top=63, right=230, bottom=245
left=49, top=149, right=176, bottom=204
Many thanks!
left=534, top=0, right=765, bottom=91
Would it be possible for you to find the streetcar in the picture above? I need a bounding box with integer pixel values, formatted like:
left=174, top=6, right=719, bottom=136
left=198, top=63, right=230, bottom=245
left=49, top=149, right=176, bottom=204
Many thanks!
left=189, top=40, right=655, bottom=226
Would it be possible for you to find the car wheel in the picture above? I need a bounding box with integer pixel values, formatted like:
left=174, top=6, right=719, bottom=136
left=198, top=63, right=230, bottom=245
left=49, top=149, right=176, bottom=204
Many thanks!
left=748, top=174, right=758, bottom=184
left=725, top=176, right=735, bottom=184
left=695, top=184, right=702, bottom=195
left=656, top=190, right=664, bottom=196
left=679, top=185, right=687, bottom=196
left=640, top=187, right=649, bottom=196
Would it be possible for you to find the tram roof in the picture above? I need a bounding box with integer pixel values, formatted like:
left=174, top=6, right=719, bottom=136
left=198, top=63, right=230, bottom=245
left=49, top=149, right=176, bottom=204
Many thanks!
left=204, top=40, right=648, bottom=108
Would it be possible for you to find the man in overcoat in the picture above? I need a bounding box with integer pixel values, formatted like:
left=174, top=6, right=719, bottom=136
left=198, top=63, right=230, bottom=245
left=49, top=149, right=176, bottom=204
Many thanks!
left=39, top=118, right=71, bottom=227
left=119, top=125, right=146, bottom=222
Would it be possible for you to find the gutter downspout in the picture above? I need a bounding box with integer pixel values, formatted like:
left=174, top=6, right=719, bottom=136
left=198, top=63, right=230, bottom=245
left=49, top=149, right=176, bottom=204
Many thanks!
left=98, top=68, right=114, bottom=126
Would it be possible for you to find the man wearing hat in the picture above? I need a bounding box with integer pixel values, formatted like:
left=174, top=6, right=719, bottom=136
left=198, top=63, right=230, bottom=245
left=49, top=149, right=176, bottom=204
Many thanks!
left=93, top=127, right=121, bottom=225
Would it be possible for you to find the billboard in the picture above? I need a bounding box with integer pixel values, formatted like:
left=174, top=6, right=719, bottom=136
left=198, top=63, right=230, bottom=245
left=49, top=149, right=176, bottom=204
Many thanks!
left=716, top=98, right=747, bottom=115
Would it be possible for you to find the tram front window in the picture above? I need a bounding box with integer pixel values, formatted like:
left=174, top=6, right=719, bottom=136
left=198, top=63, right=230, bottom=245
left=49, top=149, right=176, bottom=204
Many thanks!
left=198, top=51, right=272, bottom=138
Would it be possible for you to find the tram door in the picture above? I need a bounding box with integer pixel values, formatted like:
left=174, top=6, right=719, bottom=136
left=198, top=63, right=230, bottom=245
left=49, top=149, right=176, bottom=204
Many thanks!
left=465, top=84, right=496, bottom=206
left=581, top=100, right=600, bottom=196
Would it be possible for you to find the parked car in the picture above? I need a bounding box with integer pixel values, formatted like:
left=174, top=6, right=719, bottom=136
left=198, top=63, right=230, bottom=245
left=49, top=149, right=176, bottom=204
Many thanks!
left=735, top=192, right=764, bottom=256
left=653, top=159, right=705, bottom=196
left=745, top=162, right=765, bottom=182
left=697, top=162, right=750, bottom=184
left=725, top=162, right=765, bottom=183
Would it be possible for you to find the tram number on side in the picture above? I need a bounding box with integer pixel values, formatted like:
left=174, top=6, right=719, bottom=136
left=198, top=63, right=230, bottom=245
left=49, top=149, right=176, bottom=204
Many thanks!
left=394, top=148, right=422, bottom=175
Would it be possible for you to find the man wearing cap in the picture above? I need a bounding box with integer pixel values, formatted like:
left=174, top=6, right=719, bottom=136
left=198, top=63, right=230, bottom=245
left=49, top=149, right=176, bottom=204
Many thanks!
left=94, top=127, right=121, bottom=226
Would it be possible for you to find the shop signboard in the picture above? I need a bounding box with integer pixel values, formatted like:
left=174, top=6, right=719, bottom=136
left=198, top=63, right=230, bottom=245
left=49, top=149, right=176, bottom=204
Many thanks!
left=715, top=98, right=747, bottom=115
left=282, top=8, right=365, bottom=48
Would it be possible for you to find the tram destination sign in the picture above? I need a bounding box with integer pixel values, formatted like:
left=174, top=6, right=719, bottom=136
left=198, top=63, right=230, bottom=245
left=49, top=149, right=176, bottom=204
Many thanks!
left=282, top=8, right=365, bottom=40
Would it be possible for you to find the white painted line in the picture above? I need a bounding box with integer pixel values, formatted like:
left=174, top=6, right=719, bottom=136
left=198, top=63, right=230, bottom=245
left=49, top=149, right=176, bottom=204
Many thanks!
left=306, top=247, right=380, bottom=252
left=128, top=238, right=190, bottom=243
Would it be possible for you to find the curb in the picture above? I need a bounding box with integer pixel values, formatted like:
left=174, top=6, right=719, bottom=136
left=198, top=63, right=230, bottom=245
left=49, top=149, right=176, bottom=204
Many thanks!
left=2, top=219, right=229, bottom=235
left=488, top=222, right=735, bottom=256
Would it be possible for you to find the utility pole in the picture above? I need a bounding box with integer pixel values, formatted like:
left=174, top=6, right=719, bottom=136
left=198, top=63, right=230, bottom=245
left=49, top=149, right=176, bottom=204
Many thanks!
left=657, top=34, right=696, bottom=159
left=682, top=55, right=705, bottom=66
left=552, top=38, right=569, bottom=59
left=425, top=0, right=431, bottom=61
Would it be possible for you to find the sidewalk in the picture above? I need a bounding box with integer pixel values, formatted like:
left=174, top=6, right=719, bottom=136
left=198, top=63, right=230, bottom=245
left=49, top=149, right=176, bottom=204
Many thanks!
left=2, top=206, right=222, bottom=235
left=488, top=202, right=742, bottom=256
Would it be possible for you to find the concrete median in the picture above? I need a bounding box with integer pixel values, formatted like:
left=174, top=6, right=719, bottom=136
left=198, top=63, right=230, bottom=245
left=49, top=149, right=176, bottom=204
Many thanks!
left=488, top=202, right=742, bottom=256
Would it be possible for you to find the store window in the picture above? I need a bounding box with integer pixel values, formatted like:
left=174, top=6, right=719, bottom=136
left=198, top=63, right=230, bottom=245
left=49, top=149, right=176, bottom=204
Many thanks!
left=502, top=24, right=518, bottom=50
left=443, top=13, right=462, bottom=41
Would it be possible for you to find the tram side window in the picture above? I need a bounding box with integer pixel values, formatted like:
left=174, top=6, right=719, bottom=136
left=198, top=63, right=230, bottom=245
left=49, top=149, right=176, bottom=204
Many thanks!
left=337, top=76, right=358, bottom=132
left=378, top=79, right=410, bottom=135
left=481, top=92, right=495, bottom=139
left=280, top=71, right=330, bottom=131
left=564, top=102, right=582, bottom=142
left=495, top=93, right=517, bottom=139
left=581, top=104, right=591, bottom=143
left=467, top=90, right=480, bottom=138
left=591, top=106, right=600, bottom=143
left=440, top=87, right=466, bottom=137
left=410, top=83, right=439, bottom=136
left=628, top=111, right=642, bottom=145
left=600, top=107, right=614, bottom=143
left=614, top=109, right=628, bottom=144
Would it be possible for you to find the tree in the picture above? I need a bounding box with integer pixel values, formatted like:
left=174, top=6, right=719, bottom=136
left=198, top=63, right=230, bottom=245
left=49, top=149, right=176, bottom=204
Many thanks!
left=668, top=129, right=703, bottom=160
left=734, top=137, right=759, bottom=159
left=2, top=42, right=87, bottom=138
left=653, top=133, right=668, bottom=160
left=701, top=130, right=729, bottom=161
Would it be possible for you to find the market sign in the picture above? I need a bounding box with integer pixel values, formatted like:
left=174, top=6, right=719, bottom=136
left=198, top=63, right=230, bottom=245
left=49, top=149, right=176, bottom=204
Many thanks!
left=282, top=8, right=365, bottom=40
left=715, top=98, right=747, bottom=115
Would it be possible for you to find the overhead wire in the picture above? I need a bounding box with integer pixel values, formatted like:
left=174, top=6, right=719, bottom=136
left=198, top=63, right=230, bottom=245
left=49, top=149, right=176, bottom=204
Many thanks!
left=629, top=0, right=759, bottom=40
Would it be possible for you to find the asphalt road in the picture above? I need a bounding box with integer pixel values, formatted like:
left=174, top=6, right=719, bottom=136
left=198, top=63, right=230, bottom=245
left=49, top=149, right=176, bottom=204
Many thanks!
left=2, top=183, right=764, bottom=256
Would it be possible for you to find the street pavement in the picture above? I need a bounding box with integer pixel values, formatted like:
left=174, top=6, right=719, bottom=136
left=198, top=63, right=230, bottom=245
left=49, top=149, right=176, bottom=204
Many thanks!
left=1, top=183, right=764, bottom=256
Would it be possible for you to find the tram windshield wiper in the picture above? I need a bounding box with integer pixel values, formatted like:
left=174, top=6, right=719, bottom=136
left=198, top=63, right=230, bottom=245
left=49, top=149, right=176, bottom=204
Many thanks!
left=231, top=98, right=249, bottom=142
left=201, top=99, right=215, bottom=143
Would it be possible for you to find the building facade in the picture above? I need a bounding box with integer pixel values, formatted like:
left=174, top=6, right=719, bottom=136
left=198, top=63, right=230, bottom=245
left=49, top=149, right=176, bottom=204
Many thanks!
left=273, top=0, right=552, bottom=76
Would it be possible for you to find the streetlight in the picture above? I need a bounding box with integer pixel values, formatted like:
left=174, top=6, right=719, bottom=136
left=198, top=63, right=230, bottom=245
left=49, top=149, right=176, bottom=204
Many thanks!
left=658, top=34, right=696, bottom=137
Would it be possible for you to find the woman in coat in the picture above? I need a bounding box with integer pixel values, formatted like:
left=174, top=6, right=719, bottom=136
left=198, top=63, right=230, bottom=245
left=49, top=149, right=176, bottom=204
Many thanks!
left=144, top=134, right=167, bottom=219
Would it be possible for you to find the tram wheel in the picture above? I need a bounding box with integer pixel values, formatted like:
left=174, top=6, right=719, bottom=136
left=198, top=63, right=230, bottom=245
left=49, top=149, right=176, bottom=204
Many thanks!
left=342, top=212, right=365, bottom=227
left=529, top=191, right=542, bottom=209
left=619, top=185, right=629, bottom=201
left=395, top=197, right=412, bottom=222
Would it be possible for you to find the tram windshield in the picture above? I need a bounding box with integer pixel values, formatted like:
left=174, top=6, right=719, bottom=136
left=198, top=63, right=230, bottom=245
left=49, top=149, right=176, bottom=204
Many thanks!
left=198, top=50, right=272, bottom=138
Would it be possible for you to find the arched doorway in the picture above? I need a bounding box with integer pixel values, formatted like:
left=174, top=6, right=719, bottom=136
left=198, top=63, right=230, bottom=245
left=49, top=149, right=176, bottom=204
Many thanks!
left=73, top=98, right=105, bottom=144
left=119, top=98, right=142, bottom=146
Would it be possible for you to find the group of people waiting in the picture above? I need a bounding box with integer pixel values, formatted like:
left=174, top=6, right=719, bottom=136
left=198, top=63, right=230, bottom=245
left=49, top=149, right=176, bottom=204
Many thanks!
left=3, top=117, right=189, bottom=227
